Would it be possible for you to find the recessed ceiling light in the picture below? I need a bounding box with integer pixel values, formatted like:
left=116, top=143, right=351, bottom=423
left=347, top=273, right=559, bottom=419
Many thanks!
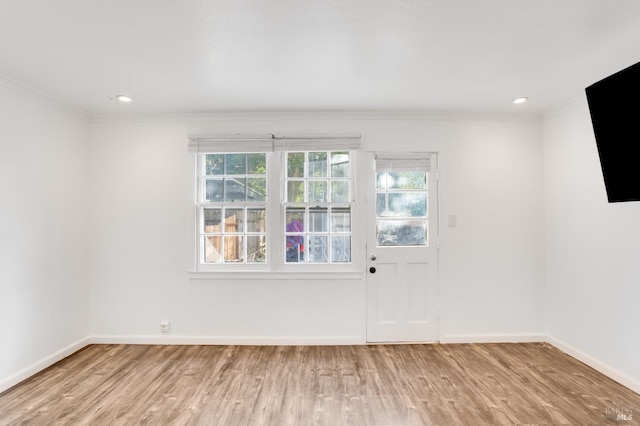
left=512, top=97, right=528, bottom=104
left=114, top=95, right=132, bottom=103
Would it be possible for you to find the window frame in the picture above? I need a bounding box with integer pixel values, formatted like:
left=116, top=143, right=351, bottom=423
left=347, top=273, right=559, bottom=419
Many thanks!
left=195, top=152, right=270, bottom=270
left=373, top=153, right=433, bottom=249
left=375, top=170, right=429, bottom=247
left=283, top=150, right=354, bottom=265
left=191, top=149, right=360, bottom=274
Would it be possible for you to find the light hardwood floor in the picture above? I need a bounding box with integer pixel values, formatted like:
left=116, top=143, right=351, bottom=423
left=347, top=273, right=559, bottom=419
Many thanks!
left=0, top=343, right=638, bottom=425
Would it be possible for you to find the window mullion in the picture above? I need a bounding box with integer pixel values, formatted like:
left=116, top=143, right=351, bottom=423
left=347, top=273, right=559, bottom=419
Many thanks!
left=268, top=152, right=284, bottom=270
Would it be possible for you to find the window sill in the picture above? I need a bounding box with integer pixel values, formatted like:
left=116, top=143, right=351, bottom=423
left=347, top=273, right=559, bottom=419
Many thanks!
left=188, top=270, right=364, bottom=281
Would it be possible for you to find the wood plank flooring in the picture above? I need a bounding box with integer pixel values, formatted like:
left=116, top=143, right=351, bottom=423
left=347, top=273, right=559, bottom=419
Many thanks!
left=0, top=343, right=638, bottom=425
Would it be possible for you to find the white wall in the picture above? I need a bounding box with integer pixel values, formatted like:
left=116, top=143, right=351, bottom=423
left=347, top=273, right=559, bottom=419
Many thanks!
left=437, top=120, right=545, bottom=341
left=544, top=100, right=640, bottom=390
left=88, top=114, right=545, bottom=343
left=0, top=82, right=90, bottom=390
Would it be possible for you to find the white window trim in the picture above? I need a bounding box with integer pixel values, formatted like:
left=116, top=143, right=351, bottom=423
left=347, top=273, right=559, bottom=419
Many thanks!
left=188, top=134, right=363, bottom=278
left=194, top=152, right=270, bottom=269
left=187, top=270, right=365, bottom=281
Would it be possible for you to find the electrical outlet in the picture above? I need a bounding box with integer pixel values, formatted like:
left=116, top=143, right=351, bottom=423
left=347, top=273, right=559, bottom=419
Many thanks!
left=160, top=320, right=170, bottom=334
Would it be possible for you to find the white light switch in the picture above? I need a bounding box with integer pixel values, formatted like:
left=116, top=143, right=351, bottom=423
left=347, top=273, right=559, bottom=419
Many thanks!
left=448, top=215, right=457, bottom=228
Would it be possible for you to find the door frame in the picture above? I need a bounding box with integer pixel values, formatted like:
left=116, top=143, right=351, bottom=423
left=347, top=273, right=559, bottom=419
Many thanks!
left=364, top=151, right=441, bottom=343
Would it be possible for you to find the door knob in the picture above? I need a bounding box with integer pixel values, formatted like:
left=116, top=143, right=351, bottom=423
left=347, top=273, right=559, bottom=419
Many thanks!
left=369, top=267, right=376, bottom=274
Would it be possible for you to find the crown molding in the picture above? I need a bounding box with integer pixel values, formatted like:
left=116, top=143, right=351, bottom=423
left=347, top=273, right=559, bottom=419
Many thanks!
left=90, top=109, right=542, bottom=124
left=542, top=93, right=588, bottom=120
left=0, top=73, right=90, bottom=122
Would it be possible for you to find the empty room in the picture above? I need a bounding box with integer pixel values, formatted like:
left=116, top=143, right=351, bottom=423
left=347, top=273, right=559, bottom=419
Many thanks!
left=1, top=1, right=640, bottom=425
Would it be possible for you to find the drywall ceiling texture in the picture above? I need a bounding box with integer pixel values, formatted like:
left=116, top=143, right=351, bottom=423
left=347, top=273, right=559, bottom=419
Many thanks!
left=1, top=1, right=640, bottom=116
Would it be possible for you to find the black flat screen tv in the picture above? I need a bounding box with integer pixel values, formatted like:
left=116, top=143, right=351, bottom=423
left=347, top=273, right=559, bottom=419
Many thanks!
left=585, top=60, right=640, bottom=203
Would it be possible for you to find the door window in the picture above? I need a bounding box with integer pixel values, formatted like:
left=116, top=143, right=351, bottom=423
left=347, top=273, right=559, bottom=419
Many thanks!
left=375, top=158, right=430, bottom=247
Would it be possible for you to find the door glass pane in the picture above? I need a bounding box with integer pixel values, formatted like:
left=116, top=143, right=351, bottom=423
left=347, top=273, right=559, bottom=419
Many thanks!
left=377, top=172, right=426, bottom=189
left=376, top=193, right=387, bottom=216
left=377, top=220, right=427, bottom=246
left=377, top=172, right=394, bottom=190
left=388, top=193, right=427, bottom=217
left=395, top=172, right=426, bottom=189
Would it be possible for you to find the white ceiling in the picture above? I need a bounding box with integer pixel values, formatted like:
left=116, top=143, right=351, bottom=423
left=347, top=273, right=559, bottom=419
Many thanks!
left=1, top=0, right=640, bottom=117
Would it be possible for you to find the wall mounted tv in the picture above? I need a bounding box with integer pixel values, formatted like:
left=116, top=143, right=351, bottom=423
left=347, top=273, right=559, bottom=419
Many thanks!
left=585, top=60, right=640, bottom=203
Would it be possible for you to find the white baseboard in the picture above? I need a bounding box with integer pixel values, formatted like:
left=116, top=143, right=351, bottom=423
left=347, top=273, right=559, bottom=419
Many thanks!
left=0, top=336, right=91, bottom=394
left=440, top=333, right=547, bottom=344
left=546, top=335, right=640, bottom=395
left=89, top=334, right=366, bottom=346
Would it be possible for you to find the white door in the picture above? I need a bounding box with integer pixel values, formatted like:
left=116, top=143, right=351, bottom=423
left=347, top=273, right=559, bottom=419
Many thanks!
left=366, top=152, right=439, bottom=343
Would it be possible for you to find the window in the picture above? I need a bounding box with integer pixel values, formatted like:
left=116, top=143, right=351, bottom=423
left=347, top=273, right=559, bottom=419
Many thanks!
left=198, top=153, right=267, bottom=264
left=284, top=151, right=353, bottom=263
left=374, top=154, right=431, bottom=246
left=189, top=134, right=360, bottom=271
